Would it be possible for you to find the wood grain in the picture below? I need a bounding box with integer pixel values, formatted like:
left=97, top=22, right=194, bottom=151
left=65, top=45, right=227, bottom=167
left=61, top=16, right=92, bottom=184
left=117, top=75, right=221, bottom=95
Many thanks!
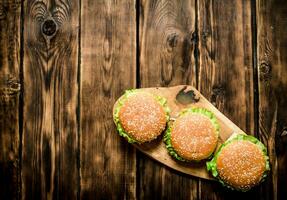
left=22, top=0, right=79, bottom=199
left=257, top=0, right=287, bottom=199
left=80, top=0, right=136, bottom=199
left=0, top=0, right=21, bottom=199
left=197, top=0, right=259, bottom=199
left=113, top=85, right=245, bottom=180
left=1, top=0, right=287, bottom=199
left=140, top=0, right=197, bottom=87
left=139, top=0, right=198, bottom=199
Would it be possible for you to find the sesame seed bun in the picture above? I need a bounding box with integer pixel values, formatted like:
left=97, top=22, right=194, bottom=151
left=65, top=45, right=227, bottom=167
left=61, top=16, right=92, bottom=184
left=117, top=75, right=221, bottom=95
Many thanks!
left=164, top=108, right=219, bottom=162
left=113, top=90, right=170, bottom=143
left=206, top=134, right=270, bottom=191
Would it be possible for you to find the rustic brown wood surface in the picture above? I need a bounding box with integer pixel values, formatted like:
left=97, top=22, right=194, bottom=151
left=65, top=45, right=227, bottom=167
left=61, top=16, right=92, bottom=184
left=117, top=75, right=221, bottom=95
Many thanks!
left=257, top=0, right=287, bottom=199
left=0, top=0, right=286, bottom=199
left=0, top=1, right=21, bottom=199
left=80, top=0, right=136, bottom=199
left=22, top=0, right=79, bottom=199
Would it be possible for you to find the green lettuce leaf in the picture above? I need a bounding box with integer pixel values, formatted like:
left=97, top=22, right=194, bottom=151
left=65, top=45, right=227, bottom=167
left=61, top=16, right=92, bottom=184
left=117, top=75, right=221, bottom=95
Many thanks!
left=206, top=134, right=270, bottom=191
left=164, top=107, right=220, bottom=162
left=113, top=89, right=170, bottom=143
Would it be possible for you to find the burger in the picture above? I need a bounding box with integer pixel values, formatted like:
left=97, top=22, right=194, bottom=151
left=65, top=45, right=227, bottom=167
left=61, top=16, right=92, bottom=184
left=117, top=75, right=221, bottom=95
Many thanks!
left=164, top=107, right=219, bottom=161
left=113, top=89, right=170, bottom=143
left=206, top=134, right=270, bottom=191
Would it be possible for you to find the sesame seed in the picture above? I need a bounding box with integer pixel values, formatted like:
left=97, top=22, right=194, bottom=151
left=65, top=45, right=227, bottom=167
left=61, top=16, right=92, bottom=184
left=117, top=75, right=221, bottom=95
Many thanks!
left=119, top=92, right=167, bottom=143
left=171, top=113, right=218, bottom=161
left=216, top=140, right=266, bottom=190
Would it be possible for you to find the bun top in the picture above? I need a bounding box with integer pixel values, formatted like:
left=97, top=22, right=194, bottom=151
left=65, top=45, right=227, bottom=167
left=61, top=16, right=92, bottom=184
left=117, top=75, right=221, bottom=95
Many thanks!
left=171, top=111, right=218, bottom=161
left=216, top=140, right=266, bottom=190
left=118, top=92, right=167, bottom=143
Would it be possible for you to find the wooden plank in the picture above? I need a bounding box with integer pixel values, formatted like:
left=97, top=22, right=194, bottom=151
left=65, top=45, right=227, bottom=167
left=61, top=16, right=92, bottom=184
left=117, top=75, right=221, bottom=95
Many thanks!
left=257, top=0, right=287, bottom=199
left=139, top=0, right=198, bottom=199
left=197, top=0, right=259, bottom=199
left=80, top=0, right=136, bottom=199
left=0, top=1, right=21, bottom=199
left=22, top=0, right=79, bottom=199
left=140, top=0, right=197, bottom=87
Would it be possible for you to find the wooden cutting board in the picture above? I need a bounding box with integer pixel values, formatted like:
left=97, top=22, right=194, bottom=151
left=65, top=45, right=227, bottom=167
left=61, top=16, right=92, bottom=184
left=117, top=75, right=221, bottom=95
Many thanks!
left=113, top=85, right=246, bottom=180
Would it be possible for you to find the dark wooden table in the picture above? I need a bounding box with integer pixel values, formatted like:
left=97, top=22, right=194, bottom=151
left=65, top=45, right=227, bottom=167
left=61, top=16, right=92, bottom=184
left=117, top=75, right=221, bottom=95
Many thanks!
left=0, top=0, right=286, bottom=199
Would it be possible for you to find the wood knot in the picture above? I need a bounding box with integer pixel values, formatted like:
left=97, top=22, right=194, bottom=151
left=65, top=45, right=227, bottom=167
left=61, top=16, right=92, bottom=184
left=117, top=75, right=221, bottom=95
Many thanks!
left=191, top=31, right=198, bottom=43
left=0, top=75, right=20, bottom=104
left=281, top=128, right=287, bottom=145
left=211, top=85, right=225, bottom=104
left=259, top=62, right=272, bottom=82
left=281, top=128, right=287, bottom=137
left=260, top=62, right=271, bottom=74
left=42, top=19, right=57, bottom=37
left=201, top=30, right=210, bottom=42
left=0, top=4, right=6, bottom=20
left=167, top=33, right=178, bottom=48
